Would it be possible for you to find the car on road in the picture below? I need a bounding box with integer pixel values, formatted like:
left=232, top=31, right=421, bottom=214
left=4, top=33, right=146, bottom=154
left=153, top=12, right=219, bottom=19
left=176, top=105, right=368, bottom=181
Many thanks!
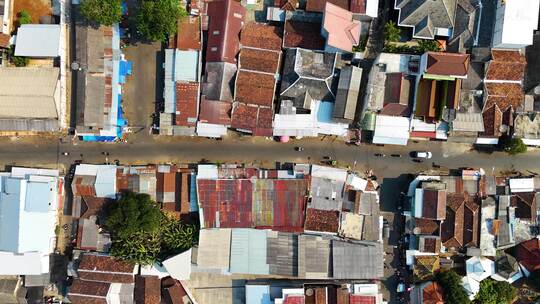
left=374, top=153, right=385, bottom=157
left=295, top=146, right=304, bottom=152
left=411, top=151, right=432, bottom=159
left=390, top=154, right=401, bottom=158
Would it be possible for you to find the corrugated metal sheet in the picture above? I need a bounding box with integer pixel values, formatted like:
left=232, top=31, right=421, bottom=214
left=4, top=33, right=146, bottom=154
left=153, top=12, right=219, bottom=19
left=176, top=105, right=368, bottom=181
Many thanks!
left=197, top=229, right=231, bottom=269
left=332, top=240, right=383, bottom=279
left=298, top=234, right=331, bottom=279
left=164, top=49, right=176, bottom=114
left=229, top=229, right=269, bottom=274
left=267, top=231, right=298, bottom=276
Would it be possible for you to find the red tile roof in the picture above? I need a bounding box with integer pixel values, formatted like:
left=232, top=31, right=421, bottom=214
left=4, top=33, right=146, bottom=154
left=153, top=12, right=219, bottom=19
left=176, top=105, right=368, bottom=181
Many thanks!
left=68, top=279, right=109, bottom=304
left=425, top=52, right=470, bottom=77
left=306, top=0, right=348, bottom=12
left=0, top=33, right=10, bottom=49
left=284, top=295, right=305, bottom=304
left=512, top=192, right=537, bottom=221
left=485, top=50, right=526, bottom=81
left=350, top=295, right=376, bottom=304
left=422, top=282, right=444, bottom=304
left=198, top=98, right=232, bottom=125
left=239, top=48, right=281, bottom=74
left=240, top=23, right=283, bottom=51
left=73, top=176, right=96, bottom=197
left=514, top=238, right=540, bottom=273
left=162, top=277, right=189, bottom=304
left=484, top=83, right=524, bottom=112
left=206, top=0, right=246, bottom=63
left=284, top=20, right=325, bottom=50
left=480, top=104, right=503, bottom=137
left=175, top=82, right=199, bottom=127
left=422, top=189, right=446, bottom=220
left=234, top=70, right=276, bottom=107
left=79, top=196, right=108, bottom=219
left=177, top=16, right=201, bottom=51
left=274, top=0, right=299, bottom=10
left=78, top=253, right=135, bottom=283
left=134, top=275, right=161, bottom=304
left=304, top=208, right=340, bottom=233
left=231, top=103, right=274, bottom=136
left=349, top=0, right=366, bottom=14
left=441, top=193, right=479, bottom=249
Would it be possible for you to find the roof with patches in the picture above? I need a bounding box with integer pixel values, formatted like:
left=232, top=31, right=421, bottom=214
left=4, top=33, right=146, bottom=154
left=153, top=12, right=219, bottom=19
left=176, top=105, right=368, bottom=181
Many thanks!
left=394, top=0, right=457, bottom=39
left=441, top=193, right=480, bottom=249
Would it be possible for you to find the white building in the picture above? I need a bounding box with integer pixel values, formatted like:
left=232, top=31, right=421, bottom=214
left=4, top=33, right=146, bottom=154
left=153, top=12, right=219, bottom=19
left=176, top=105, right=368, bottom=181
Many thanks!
left=492, top=0, right=540, bottom=49
left=0, top=167, right=62, bottom=275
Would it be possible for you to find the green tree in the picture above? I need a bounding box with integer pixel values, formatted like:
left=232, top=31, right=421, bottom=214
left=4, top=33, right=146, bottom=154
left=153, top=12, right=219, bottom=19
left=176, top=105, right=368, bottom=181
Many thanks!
left=474, top=279, right=516, bottom=304
left=436, top=270, right=471, bottom=304
left=384, top=21, right=401, bottom=43
left=106, top=192, right=162, bottom=237
left=161, top=216, right=198, bottom=255
left=503, top=138, right=527, bottom=155
left=80, top=0, right=122, bottom=26
left=135, top=0, right=187, bottom=42
left=416, top=39, right=440, bottom=53
left=16, top=10, right=32, bottom=27
left=8, top=45, right=28, bottom=67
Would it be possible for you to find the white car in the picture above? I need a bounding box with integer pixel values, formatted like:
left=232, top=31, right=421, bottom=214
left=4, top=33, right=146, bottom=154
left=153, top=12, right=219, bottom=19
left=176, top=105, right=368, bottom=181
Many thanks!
left=413, top=151, right=432, bottom=159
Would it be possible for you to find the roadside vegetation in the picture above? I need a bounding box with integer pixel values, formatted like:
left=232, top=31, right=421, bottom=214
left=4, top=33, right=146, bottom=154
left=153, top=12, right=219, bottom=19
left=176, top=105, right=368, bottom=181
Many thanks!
left=105, top=191, right=198, bottom=265
left=383, top=20, right=440, bottom=54
left=80, top=0, right=122, bottom=26
left=474, top=279, right=516, bottom=304
left=502, top=138, right=527, bottom=155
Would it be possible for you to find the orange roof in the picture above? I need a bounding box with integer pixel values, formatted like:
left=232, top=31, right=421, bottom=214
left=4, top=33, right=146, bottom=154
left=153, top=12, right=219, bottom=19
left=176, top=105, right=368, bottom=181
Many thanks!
left=323, top=2, right=360, bottom=52
left=423, top=282, right=444, bottom=304
left=425, top=52, right=470, bottom=77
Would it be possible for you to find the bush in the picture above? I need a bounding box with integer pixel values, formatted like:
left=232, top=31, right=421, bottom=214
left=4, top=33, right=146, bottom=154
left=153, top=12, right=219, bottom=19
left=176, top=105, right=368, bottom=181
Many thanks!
left=8, top=45, right=29, bottom=67
left=135, top=0, right=187, bottom=42
left=474, top=279, right=516, bottom=304
left=384, top=21, right=401, bottom=43
left=436, top=270, right=471, bottom=304
left=416, top=39, right=440, bottom=52
left=16, top=10, right=32, bottom=28
left=80, top=0, right=122, bottom=26
left=502, top=138, right=527, bottom=155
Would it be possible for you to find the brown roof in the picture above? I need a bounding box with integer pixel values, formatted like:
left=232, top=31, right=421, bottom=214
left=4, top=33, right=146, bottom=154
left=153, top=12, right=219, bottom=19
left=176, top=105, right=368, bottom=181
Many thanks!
left=425, top=52, right=470, bottom=77
left=441, top=193, right=480, bottom=249
left=484, top=83, right=524, bottom=112
left=480, top=104, right=503, bottom=137
left=175, top=82, right=199, bottom=127
left=414, top=218, right=440, bottom=235
left=78, top=253, right=135, bottom=283
left=205, top=0, right=246, bottom=63
left=134, top=275, right=161, bottom=304
left=177, top=16, right=201, bottom=51
left=306, top=0, right=349, bottom=12
left=420, top=237, right=441, bottom=253
left=512, top=192, right=537, bottom=221
left=422, top=189, right=447, bottom=220
left=304, top=208, right=340, bottom=233
left=162, top=277, right=188, bottom=304
left=514, top=238, right=540, bottom=273
left=349, top=0, right=366, bottom=14
left=73, top=176, right=97, bottom=197
left=234, top=70, right=276, bottom=107
left=0, top=33, right=10, bottom=49
left=68, top=279, right=109, bottom=304
left=239, top=48, right=281, bottom=74
left=230, top=103, right=273, bottom=136
left=79, top=196, right=108, bottom=219
left=485, top=50, right=526, bottom=81
left=240, top=23, right=283, bottom=51
left=274, top=0, right=299, bottom=10
left=198, top=98, right=232, bottom=125
left=283, top=20, right=326, bottom=50
left=380, top=103, right=410, bottom=117
left=422, top=282, right=444, bottom=304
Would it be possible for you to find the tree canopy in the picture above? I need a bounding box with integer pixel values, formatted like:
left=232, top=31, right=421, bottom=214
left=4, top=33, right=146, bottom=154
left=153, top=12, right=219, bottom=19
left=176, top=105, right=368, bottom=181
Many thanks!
left=105, top=191, right=198, bottom=265
left=16, top=10, right=32, bottom=28
left=135, top=0, right=187, bottom=42
left=384, top=21, right=401, bottom=43
left=436, top=270, right=471, bottom=304
left=80, top=0, right=122, bottom=26
left=474, top=279, right=516, bottom=304
left=503, top=138, right=527, bottom=155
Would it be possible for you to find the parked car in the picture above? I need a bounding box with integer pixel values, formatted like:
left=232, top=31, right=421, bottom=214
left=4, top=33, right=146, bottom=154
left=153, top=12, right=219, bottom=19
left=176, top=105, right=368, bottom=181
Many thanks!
left=411, top=151, right=432, bottom=159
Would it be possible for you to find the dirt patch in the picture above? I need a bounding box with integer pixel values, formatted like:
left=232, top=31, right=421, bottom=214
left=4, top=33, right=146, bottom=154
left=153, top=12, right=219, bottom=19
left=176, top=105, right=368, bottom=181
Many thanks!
left=12, top=0, right=52, bottom=27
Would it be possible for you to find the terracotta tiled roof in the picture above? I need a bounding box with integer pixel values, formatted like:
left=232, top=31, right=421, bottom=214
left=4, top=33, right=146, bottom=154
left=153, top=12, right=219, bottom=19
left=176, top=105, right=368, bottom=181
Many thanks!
left=175, top=82, right=199, bottom=127
left=78, top=253, right=135, bottom=283
left=484, top=83, right=524, bottom=112
left=425, top=52, right=470, bottom=77
left=68, top=279, right=109, bottom=304
left=422, top=282, right=444, bottom=304
left=79, top=196, right=108, bottom=219
left=414, top=218, right=440, bottom=235
left=230, top=103, right=274, bottom=136
left=234, top=71, right=276, bottom=107
left=485, top=50, right=526, bottom=81
left=162, top=277, right=188, bottom=304
left=422, top=189, right=447, bottom=220
left=239, top=48, right=281, bottom=74
left=177, top=16, right=201, bottom=51
left=349, top=0, right=366, bottom=14
left=134, top=275, right=161, bottom=304
left=306, top=0, right=349, bottom=12
left=283, top=20, right=325, bottom=50
left=240, top=23, right=283, bottom=51
left=480, top=105, right=503, bottom=137
left=441, top=193, right=479, bottom=249
left=274, top=0, right=299, bottom=10
left=304, top=208, right=340, bottom=233
left=198, top=98, right=232, bottom=125
left=514, top=238, right=540, bottom=273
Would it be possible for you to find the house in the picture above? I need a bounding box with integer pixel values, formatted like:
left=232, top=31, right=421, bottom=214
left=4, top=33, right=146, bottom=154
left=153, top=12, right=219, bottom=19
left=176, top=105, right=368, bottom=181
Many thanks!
left=67, top=252, right=136, bottom=304
left=496, top=195, right=516, bottom=249
left=201, top=62, right=236, bottom=102
left=231, top=23, right=282, bottom=136
left=75, top=23, right=130, bottom=141
left=410, top=281, right=444, bottom=304
left=447, top=0, right=480, bottom=53
left=196, top=97, right=232, bottom=137
left=491, top=252, right=523, bottom=283
left=412, top=185, right=447, bottom=220
left=512, top=237, right=540, bottom=276
left=321, top=2, right=361, bottom=53
left=283, top=19, right=326, bottom=50
left=441, top=193, right=480, bottom=251
left=372, top=115, right=410, bottom=145
left=275, top=48, right=349, bottom=137
left=511, top=192, right=537, bottom=222
left=394, top=0, right=458, bottom=39
left=479, top=50, right=526, bottom=144
left=161, top=16, right=202, bottom=136
left=464, top=256, right=495, bottom=299
left=0, top=167, right=62, bottom=276
left=14, top=24, right=60, bottom=58
left=0, top=67, right=60, bottom=133
left=492, top=0, right=540, bottom=49
left=333, top=65, right=362, bottom=122
left=205, top=0, right=245, bottom=64
left=134, top=275, right=161, bottom=304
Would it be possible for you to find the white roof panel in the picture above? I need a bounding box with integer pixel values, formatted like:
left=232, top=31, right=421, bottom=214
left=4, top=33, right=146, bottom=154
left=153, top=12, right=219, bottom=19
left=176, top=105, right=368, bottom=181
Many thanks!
left=15, top=24, right=61, bottom=57
left=500, top=0, right=540, bottom=46
left=163, top=249, right=192, bottom=280
left=373, top=115, right=410, bottom=145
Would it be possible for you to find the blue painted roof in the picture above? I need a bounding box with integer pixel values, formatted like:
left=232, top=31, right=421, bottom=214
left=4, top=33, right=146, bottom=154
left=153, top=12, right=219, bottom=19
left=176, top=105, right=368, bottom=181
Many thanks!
left=24, top=182, right=51, bottom=213
left=229, top=229, right=269, bottom=275
left=317, top=101, right=335, bottom=123
left=246, top=285, right=272, bottom=304
left=174, top=50, right=199, bottom=82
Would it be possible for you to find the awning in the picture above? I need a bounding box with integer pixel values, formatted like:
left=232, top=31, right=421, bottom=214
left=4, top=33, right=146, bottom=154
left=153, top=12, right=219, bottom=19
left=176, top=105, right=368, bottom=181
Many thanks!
left=372, top=115, right=410, bottom=145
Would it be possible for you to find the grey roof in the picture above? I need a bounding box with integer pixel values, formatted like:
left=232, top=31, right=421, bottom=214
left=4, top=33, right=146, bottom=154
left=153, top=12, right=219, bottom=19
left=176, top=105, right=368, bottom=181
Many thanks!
left=495, top=253, right=520, bottom=280
left=452, top=112, right=484, bottom=132
left=332, top=240, right=384, bottom=279
left=0, top=118, right=58, bottom=132
left=497, top=195, right=515, bottom=248
left=24, top=273, right=50, bottom=287
left=202, top=62, right=237, bottom=102
left=79, top=217, right=111, bottom=252
left=15, top=24, right=61, bottom=57
left=267, top=231, right=298, bottom=277
left=0, top=278, right=26, bottom=304
left=75, top=24, right=108, bottom=129
left=298, top=234, right=331, bottom=278
left=280, top=48, right=337, bottom=108
left=395, top=0, right=458, bottom=39
left=448, top=0, right=478, bottom=52
left=514, top=113, right=540, bottom=139
left=310, top=176, right=345, bottom=210
left=0, top=67, right=59, bottom=119
left=334, top=66, right=362, bottom=122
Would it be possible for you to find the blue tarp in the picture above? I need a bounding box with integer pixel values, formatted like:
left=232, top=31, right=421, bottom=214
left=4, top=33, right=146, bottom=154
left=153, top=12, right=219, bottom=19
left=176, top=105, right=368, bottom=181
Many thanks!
left=317, top=101, right=334, bottom=123
left=81, top=135, right=116, bottom=142
left=190, top=174, right=198, bottom=212
left=120, top=60, right=132, bottom=76
left=121, top=1, right=128, bottom=15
